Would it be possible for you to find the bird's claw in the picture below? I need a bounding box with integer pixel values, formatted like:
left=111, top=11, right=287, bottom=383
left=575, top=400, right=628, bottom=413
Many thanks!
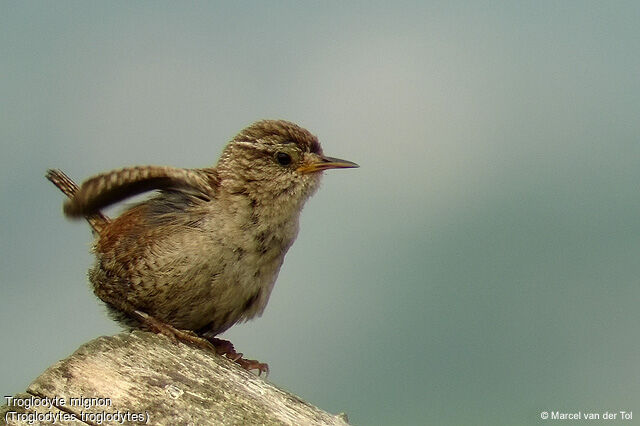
left=207, top=337, right=269, bottom=376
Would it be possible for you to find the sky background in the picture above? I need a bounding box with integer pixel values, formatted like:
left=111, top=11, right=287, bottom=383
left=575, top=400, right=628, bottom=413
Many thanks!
left=1, top=1, right=639, bottom=425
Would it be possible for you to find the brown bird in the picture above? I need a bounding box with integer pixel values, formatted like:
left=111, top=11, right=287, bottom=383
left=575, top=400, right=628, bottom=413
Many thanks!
left=46, top=120, right=358, bottom=374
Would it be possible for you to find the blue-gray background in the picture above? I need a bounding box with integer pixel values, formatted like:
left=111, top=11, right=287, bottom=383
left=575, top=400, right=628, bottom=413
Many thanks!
left=2, top=2, right=639, bottom=425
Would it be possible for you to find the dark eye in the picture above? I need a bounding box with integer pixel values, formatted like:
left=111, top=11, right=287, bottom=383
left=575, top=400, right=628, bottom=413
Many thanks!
left=275, top=152, right=292, bottom=166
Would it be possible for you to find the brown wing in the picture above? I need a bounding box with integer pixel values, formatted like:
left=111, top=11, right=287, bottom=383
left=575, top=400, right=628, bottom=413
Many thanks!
left=62, top=166, right=216, bottom=218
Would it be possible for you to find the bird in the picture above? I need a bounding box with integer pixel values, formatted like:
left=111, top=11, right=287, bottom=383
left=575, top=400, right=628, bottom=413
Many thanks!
left=46, top=119, right=358, bottom=374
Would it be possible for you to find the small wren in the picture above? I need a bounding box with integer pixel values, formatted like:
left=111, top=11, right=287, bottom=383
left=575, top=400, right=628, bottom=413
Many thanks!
left=46, top=120, right=358, bottom=374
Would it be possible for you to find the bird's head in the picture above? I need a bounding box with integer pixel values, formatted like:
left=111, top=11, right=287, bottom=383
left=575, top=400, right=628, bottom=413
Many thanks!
left=217, top=120, right=358, bottom=211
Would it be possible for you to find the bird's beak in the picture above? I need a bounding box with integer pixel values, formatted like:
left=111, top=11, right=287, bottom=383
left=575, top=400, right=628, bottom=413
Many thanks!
left=296, top=155, right=359, bottom=174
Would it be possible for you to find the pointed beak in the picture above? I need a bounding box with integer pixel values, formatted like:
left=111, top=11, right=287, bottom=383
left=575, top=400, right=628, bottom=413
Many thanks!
left=296, top=155, right=359, bottom=174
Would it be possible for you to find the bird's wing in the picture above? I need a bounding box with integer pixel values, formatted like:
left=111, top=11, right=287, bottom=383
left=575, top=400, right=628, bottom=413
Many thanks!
left=62, top=166, right=217, bottom=217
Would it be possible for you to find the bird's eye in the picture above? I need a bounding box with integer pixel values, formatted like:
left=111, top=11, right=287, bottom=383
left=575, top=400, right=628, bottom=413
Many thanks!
left=275, top=152, right=292, bottom=166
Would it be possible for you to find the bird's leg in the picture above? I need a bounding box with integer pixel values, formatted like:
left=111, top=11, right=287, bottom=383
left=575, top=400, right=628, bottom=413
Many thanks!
left=205, top=336, right=269, bottom=376
left=132, top=310, right=215, bottom=351
left=136, top=310, right=268, bottom=375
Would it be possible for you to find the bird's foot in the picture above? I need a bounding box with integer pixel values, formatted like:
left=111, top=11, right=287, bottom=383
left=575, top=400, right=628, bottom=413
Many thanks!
left=132, top=311, right=268, bottom=375
left=207, top=337, right=269, bottom=376
left=235, top=357, right=270, bottom=376
left=133, top=310, right=215, bottom=351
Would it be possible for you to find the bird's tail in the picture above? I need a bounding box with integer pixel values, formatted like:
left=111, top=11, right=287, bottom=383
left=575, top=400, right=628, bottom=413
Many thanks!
left=46, top=169, right=110, bottom=235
